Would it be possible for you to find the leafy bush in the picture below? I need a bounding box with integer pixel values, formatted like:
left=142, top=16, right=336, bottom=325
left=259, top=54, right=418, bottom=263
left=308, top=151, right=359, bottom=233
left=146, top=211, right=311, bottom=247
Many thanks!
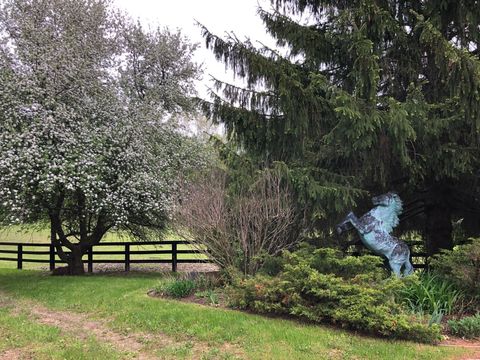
left=448, top=314, right=480, bottom=339
left=401, top=272, right=464, bottom=322
left=429, top=239, right=480, bottom=298
left=259, top=255, right=285, bottom=276
left=227, top=245, right=441, bottom=343
left=156, top=278, right=196, bottom=298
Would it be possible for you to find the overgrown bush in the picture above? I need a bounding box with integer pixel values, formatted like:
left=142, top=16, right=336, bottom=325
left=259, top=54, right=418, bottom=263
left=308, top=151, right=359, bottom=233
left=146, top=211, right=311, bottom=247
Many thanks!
left=429, top=239, right=480, bottom=298
left=448, top=313, right=480, bottom=339
left=175, top=169, right=304, bottom=275
left=401, top=272, right=464, bottom=323
left=227, top=245, right=441, bottom=343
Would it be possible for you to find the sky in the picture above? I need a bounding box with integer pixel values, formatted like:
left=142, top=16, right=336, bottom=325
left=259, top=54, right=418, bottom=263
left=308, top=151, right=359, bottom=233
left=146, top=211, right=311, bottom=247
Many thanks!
left=113, top=0, right=276, bottom=99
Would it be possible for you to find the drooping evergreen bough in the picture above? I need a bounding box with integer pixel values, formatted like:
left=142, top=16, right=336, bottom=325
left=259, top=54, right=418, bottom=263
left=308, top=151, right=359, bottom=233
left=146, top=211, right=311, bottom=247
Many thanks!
left=200, top=0, right=480, bottom=255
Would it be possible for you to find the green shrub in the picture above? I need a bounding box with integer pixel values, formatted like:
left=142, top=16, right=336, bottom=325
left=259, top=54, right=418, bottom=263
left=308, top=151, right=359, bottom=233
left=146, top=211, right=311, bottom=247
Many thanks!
left=429, top=238, right=480, bottom=298
left=227, top=245, right=441, bottom=344
left=293, top=246, right=386, bottom=279
left=156, top=278, right=196, bottom=298
left=154, top=273, right=222, bottom=299
left=259, top=255, right=285, bottom=276
left=448, top=313, right=480, bottom=338
left=401, top=272, right=464, bottom=321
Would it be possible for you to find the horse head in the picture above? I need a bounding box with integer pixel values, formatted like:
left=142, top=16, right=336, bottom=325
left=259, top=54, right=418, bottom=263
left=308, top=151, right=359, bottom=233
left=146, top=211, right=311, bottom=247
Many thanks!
left=371, top=192, right=403, bottom=232
left=372, top=192, right=400, bottom=207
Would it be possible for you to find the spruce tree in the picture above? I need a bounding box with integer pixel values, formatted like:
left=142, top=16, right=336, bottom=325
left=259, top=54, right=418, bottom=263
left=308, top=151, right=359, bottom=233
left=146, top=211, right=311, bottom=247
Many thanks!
left=200, top=0, right=480, bottom=255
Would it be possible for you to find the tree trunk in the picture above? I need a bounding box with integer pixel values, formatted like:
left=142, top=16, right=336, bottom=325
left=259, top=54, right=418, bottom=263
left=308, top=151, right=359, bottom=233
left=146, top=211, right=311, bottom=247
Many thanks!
left=425, top=191, right=453, bottom=257
left=67, top=244, right=85, bottom=275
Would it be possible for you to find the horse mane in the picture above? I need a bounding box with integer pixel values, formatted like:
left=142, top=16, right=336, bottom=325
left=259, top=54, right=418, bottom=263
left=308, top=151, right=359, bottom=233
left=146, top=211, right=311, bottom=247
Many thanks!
left=372, top=194, right=403, bottom=233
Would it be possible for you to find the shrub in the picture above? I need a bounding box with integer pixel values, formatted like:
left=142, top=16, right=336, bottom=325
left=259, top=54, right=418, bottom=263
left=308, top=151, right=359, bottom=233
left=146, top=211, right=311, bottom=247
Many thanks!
left=227, top=245, right=441, bottom=343
left=401, top=272, right=464, bottom=321
left=175, top=169, right=304, bottom=275
left=154, top=272, right=222, bottom=299
left=156, top=278, right=196, bottom=298
left=429, top=238, right=480, bottom=298
left=448, top=314, right=480, bottom=339
left=258, top=255, right=285, bottom=276
left=190, top=273, right=223, bottom=290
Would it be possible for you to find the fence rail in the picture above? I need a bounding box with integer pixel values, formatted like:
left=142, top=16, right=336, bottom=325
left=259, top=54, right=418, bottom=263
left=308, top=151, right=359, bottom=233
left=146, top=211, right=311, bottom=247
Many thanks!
left=345, top=240, right=429, bottom=269
left=0, top=239, right=429, bottom=273
left=0, top=241, right=209, bottom=272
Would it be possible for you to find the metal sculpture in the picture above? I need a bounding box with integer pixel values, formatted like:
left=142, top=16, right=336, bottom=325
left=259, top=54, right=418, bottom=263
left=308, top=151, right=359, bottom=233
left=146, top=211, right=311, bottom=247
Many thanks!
left=337, top=192, right=414, bottom=277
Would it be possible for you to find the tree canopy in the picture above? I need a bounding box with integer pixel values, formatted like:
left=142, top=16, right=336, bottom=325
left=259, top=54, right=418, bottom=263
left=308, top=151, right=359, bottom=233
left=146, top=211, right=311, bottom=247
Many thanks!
left=201, top=0, right=480, bottom=254
left=0, top=0, right=205, bottom=274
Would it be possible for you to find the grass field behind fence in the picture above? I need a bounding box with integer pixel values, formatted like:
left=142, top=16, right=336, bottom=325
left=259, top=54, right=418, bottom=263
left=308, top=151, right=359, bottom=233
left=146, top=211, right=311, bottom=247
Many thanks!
left=0, top=225, right=205, bottom=270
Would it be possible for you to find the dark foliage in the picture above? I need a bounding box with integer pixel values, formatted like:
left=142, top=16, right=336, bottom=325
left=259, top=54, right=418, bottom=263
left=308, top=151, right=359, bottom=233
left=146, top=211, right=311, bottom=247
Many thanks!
left=200, top=0, right=480, bottom=254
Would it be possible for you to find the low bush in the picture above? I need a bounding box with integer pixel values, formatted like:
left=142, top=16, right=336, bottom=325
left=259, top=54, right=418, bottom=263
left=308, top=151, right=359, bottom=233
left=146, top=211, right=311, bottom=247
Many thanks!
left=429, top=238, right=480, bottom=299
left=227, top=245, right=441, bottom=344
left=401, top=272, right=464, bottom=322
left=448, top=313, right=480, bottom=339
left=154, top=273, right=222, bottom=299
left=155, top=278, right=196, bottom=298
left=258, top=255, right=285, bottom=276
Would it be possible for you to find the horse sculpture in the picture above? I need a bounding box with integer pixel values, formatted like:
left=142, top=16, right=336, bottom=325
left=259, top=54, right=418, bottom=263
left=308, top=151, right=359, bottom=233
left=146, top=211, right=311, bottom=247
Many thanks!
left=336, top=192, right=413, bottom=277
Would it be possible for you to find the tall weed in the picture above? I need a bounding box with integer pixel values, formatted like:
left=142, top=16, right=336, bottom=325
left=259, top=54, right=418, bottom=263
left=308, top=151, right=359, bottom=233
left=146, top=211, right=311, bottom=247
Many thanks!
left=401, top=272, right=464, bottom=322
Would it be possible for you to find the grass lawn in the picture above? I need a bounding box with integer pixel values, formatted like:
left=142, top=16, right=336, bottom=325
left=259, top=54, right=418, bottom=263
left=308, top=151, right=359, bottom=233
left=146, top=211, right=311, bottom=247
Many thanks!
left=0, top=307, right=124, bottom=359
left=0, top=268, right=470, bottom=360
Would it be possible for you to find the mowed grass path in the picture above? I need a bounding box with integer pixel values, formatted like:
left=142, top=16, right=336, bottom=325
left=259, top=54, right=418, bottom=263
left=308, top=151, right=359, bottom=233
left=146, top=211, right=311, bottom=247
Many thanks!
left=0, top=269, right=469, bottom=360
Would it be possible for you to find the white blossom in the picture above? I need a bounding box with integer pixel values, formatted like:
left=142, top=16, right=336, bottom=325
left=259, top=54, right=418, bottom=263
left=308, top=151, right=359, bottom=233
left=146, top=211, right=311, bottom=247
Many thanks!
left=0, top=0, right=208, bottom=244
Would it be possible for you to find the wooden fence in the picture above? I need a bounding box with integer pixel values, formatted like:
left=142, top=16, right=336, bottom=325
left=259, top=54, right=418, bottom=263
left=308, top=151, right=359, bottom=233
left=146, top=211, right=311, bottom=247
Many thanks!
left=0, top=239, right=429, bottom=273
left=0, top=241, right=209, bottom=272
left=346, top=240, right=429, bottom=269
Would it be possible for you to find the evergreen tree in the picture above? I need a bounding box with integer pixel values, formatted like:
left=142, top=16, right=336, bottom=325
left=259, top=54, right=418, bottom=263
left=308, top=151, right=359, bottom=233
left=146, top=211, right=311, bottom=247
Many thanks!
left=200, top=0, right=480, bottom=255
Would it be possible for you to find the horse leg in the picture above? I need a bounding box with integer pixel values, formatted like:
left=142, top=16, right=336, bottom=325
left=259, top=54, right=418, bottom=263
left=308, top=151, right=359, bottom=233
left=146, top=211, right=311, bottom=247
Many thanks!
left=403, top=259, right=414, bottom=276
left=388, top=259, right=402, bottom=277
left=343, top=212, right=372, bottom=235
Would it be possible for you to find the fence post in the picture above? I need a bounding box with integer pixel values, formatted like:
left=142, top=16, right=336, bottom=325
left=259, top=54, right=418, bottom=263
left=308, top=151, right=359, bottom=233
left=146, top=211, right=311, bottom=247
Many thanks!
left=49, top=244, right=55, bottom=271
left=87, top=247, right=93, bottom=273
left=172, top=242, right=177, bottom=272
left=125, top=244, right=130, bottom=272
left=17, top=244, right=23, bottom=270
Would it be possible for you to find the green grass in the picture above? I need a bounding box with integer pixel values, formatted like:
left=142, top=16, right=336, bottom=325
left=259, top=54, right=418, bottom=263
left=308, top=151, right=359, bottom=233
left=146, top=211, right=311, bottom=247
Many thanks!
left=0, top=268, right=470, bottom=360
left=0, top=225, right=205, bottom=270
left=0, top=307, right=124, bottom=359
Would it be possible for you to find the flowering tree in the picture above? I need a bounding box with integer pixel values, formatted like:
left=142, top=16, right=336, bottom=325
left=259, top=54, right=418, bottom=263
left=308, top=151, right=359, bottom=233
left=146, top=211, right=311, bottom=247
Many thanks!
left=0, top=0, right=204, bottom=274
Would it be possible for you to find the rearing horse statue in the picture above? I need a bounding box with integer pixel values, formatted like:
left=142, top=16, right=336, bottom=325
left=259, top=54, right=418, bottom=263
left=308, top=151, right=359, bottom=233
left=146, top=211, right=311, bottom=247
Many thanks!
left=336, top=192, right=413, bottom=277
